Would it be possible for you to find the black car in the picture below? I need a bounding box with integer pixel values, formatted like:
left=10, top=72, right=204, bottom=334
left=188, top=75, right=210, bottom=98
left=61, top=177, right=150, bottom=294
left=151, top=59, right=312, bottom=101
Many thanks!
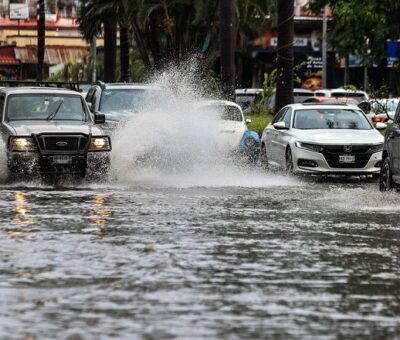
left=380, top=101, right=400, bottom=191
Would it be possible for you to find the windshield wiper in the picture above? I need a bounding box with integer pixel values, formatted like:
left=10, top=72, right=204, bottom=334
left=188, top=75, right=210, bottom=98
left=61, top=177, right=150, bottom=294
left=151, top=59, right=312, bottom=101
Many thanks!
left=46, top=100, right=64, bottom=121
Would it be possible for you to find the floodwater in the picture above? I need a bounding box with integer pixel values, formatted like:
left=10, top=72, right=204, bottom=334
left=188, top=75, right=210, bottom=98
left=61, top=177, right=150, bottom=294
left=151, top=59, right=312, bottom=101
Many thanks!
left=1, top=171, right=400, bottom=339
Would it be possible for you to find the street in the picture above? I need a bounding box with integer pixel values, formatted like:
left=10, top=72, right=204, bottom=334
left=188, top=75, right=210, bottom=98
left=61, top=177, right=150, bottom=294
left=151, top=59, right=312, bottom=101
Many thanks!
left=1, top=170, right=400, bottom=338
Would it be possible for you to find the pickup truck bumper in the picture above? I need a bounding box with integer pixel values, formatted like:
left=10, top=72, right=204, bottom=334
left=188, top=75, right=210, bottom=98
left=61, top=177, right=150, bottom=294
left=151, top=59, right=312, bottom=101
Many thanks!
left=7, top=133, right=111, bottom=179
left=7, top=152, right=110, bottom=178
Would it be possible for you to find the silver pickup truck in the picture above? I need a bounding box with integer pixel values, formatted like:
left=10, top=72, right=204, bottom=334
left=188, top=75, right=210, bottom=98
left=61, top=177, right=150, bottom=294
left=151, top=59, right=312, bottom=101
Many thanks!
left=0, top=87, right=111, bottom=180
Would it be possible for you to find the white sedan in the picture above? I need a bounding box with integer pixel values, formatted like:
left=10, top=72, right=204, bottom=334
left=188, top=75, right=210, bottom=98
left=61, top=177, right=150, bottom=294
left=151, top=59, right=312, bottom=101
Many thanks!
left=196, top=100, right=260, bottom=159
left=260, top=103, right=385, bottom=175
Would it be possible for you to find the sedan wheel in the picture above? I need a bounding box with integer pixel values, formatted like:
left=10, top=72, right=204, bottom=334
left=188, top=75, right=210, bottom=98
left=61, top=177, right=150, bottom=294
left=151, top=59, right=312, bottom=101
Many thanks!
left=286, top=148, right=294, bottom=174
left=379, top=157, right=394, bottom=192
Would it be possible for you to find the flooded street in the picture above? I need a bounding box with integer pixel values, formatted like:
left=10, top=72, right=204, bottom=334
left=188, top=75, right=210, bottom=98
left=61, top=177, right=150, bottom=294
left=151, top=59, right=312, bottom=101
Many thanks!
left=1, top=172, right=400, bottom=339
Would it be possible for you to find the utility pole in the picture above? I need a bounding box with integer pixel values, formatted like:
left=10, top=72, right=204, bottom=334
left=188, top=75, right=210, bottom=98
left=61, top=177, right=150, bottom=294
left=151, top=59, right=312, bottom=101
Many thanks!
left=322, top=5, right=328, bottom=89
left=276, top=0, right=294, bottom=112
left=219, top=0, right=236, bottom=98
left=37, top=0, right=45, bottom=81
left=91, top=35, right=97, bottom=83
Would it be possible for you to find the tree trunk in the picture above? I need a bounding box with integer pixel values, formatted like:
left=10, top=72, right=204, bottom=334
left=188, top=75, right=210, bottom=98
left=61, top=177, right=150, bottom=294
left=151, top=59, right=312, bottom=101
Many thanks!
left=344, top=54, right=350, bottom=85
left=103, top=17, right=117, bottom=83
left=37, top=0, right=45, bottom=81
left=119, top=24, right=130, bottom=82
left=146, top=15, right=162, bottom=69
left=219, top=0, right=236, bottom=98
left=132, top=17, right=151, bottom=68
left=276, top=0, right=294, bottom=112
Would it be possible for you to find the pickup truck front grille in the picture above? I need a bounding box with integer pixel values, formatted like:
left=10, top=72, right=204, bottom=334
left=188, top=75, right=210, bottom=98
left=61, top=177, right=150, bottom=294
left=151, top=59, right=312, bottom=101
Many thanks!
left=36, top=134, right=89, bottom=154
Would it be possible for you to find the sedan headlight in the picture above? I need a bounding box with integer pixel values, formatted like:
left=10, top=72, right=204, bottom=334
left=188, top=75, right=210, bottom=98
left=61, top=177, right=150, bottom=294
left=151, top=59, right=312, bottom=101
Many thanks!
left=369, top=143, right=384, bottom=153
left=89, top=137, right=111, bottom=151
left=9, top=137, right=37, bottom=152
left=295, top=141, right=324, bottom=153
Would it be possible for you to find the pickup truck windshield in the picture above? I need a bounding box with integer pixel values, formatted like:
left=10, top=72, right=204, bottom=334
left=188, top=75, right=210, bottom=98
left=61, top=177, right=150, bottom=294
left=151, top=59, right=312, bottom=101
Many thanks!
left=6, top=94, right=87, bottom=121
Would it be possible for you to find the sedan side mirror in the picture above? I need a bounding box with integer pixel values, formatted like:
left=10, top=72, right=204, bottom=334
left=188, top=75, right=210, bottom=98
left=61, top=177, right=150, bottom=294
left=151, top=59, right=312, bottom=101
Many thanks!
left=273, top=121, right=289, bottom=130
left=94, top=113, right=106, bottom=124
left=375, top=122, right=387, bottom=131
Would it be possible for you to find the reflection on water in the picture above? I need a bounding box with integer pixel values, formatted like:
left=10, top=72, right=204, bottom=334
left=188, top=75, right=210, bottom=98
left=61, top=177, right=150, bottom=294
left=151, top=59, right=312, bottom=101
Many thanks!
left=7, top=192, right=34, bottom=240
left=88, top=194, right=111, bottom=239
left=0, top=180, right=400, bottom=339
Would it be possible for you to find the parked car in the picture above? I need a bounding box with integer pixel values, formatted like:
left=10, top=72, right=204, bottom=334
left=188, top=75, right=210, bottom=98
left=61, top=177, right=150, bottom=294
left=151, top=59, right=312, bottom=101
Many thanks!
left=259, top=103, right=384, bottom=176
left=196, top=100, right=260, bottom=161
left=369, top=98, right=400, bottom=123
left=0, top=87, right=111, bottom=180
left=235, top=88, right=263, bottom=109
left=303, top=96, right=360, bottom=106
left=85, top=82, right=160, bottom=134
left=236, top=88, right=314, bottom=113
left=314, top=89, right=369, bottom=103
left=379, top=100, right=400, bottom=190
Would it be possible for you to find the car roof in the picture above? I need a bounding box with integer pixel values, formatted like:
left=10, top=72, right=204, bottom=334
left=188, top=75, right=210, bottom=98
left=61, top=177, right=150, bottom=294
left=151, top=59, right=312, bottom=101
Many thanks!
left=197, top=99, right=243, bottom=110
left=293, top=88, right=314, bottom=94
left=235, top=88, right=262, bottom=94
left=0, top=87, right=79, bottom=96
left=97, top=83, right=159, bottom=91
left=287, top=103, right=362, bottom=111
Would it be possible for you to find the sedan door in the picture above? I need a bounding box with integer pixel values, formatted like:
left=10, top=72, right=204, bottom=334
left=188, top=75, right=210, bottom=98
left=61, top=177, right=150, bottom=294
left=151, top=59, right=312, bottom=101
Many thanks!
left=274, top=108, right=293, bottom=167
left=265, top=107, right=288, bottom=165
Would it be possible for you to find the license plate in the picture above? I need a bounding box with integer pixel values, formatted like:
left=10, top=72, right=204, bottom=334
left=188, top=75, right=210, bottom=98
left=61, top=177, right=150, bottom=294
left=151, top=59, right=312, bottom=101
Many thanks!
left=51, top=156, right=73, bottom=165
left=339, top=155, right=355, bottom=163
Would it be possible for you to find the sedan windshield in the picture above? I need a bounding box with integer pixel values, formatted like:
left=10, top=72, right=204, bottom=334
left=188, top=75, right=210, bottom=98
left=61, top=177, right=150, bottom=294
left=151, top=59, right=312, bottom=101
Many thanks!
left=294, top=108, right=372, bottom=130
left=7, top=94, right=87, bottom=121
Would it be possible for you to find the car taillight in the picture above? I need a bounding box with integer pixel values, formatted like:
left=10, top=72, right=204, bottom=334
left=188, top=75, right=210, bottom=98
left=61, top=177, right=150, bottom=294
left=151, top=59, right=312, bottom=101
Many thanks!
left=372, top=116, right=388, bottom=123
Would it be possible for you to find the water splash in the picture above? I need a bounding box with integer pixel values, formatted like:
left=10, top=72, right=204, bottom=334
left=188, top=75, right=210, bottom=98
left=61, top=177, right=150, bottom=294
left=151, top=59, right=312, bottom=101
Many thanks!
left=110, top=59, right=297, bottom=188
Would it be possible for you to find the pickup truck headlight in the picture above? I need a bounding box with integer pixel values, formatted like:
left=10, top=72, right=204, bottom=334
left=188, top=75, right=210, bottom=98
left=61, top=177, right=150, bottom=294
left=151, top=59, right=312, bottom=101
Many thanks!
left=89, top=137, right=111, bottom=151
left=9, top=137, right=37, bottom=152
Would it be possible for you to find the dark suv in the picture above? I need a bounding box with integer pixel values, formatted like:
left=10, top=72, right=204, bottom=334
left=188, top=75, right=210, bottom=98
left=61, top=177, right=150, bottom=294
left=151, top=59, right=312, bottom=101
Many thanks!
left=85, top=82, right=160, bottom=134
left=380, top=101, right=400, bottom=191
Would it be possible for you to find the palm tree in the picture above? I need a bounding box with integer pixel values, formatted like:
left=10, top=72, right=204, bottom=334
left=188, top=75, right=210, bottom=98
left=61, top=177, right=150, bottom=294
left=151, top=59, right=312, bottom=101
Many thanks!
left=275, top=0, right=294, bottom=112
left=37, top=0, right=45, bottom=81
left=78, top=0, right=129, bottom=82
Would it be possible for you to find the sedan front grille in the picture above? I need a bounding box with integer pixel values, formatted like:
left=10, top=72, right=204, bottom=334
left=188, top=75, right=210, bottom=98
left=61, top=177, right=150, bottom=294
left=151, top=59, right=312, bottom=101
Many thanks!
left=321, top=144, right=373, bottom=169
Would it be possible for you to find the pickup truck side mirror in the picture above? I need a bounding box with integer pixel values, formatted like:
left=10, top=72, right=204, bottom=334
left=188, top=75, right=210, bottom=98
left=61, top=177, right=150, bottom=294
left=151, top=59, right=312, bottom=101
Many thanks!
left=94, top=113, right=105, bottom=124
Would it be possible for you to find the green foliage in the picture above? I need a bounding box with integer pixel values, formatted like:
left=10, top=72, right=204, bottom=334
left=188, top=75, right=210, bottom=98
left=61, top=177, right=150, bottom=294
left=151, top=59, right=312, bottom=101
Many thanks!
left=340, top=84, right=358, bottom=92
left=245, top=113, right=274, bottom=136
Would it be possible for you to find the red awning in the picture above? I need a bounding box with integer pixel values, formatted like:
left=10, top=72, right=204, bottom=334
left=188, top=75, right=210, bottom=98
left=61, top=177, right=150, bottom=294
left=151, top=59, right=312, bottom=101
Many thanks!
left=0, top=46, right=20, bottom=65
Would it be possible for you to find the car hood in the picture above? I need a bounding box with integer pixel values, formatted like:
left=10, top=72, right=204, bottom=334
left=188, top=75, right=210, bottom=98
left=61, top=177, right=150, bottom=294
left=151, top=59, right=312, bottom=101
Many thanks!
left=291, top=128, right=384, bottom=145
left=6, top=120, right=105, bottom=136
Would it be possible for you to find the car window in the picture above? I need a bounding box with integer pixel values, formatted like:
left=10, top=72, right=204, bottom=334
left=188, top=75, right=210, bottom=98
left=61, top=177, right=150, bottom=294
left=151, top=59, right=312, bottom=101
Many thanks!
left=272, top=107, right=288, bottom=124
left=394, top=102, right=400, bottom=124
left=86, top=87, right=95, bottom=103
left=293, top=109, right=372, bottom=130
left=0, top=95, right=4, bottom=119
left=198, top=104, right=243, bottom=122
left=281, top=108, right=292, bottom=128
left=6, top=94, right=88, bottom=122
left=315, top=92, right=325, bottom=97
left=99, top=89, right=160, bottom=116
